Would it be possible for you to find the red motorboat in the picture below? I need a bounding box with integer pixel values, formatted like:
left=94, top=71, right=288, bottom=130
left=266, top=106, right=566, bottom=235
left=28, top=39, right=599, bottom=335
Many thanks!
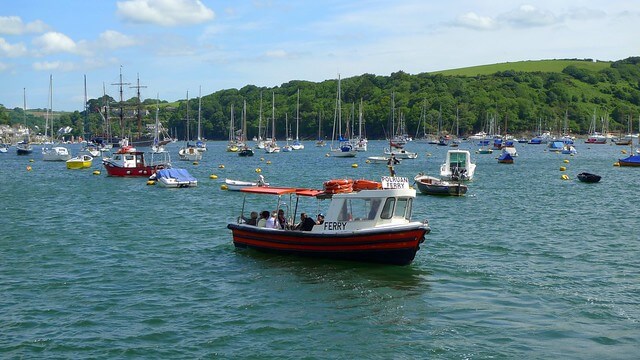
left=102, top=146, right=171, bottom=177
left=227, top=177, right=431, bottom=265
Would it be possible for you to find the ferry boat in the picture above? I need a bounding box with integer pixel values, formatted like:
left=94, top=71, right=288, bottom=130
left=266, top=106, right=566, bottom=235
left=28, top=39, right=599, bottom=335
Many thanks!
left=227, top=177, right=430, bottom=265
left=102, top=146, right=170, bottom=177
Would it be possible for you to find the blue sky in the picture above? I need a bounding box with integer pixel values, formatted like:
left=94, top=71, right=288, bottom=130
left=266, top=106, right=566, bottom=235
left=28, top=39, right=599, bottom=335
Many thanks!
left=1, top=0, right=638, bottom=111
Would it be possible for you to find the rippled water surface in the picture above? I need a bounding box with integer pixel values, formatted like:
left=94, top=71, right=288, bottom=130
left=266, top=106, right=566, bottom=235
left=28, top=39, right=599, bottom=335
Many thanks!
left=1, top=140, right=638, bottom=359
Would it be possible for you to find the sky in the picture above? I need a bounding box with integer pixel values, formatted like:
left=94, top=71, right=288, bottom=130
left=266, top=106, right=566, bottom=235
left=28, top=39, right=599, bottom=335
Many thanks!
left=1, top=0, right=638, bottom=112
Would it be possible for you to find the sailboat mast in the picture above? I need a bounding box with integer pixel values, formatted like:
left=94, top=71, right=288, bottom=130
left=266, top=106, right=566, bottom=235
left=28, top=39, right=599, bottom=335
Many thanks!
left=258, top=92, right=263, bottom=141
left=23, top=87, right=28, bottom=140
left=197, top=86, right=202, bottom=141
left=271, top=91, right=276, bottom=140
left=83, top=75, right=88, bottom=141
left=111, top=67, right=130, bottom=139
left=296, top=89, right=300, bottom=141
left=186, top=91, right=190, bottom=142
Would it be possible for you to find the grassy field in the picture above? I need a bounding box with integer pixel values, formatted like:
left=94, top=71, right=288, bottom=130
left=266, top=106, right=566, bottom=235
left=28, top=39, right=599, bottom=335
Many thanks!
left=432, top=59, right=612, bottom=76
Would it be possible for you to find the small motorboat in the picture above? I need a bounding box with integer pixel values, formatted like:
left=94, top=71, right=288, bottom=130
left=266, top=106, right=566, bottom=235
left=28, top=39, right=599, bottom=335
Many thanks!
left=150, top=168, right=198, bottom=188
left=440, top=149, right=476, bottom=181
left=225, top=175, right=269, bottom=191
left=577, top=172, right=601, bottom=183
left=66, top=154, right=93, bottom=169
left=367, top=156, right=402, bottom=164
left=497, top=152, right=514, bottom=164
left=618, top=154, right=640, bottom=167
left=414, top=174, right=467, bottom=196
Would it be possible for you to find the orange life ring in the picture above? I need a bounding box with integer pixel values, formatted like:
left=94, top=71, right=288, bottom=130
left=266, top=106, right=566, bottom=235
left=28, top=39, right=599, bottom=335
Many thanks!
left=323, top=179, right=354, bottom=194
left=353, top=179, right=382, bottom=191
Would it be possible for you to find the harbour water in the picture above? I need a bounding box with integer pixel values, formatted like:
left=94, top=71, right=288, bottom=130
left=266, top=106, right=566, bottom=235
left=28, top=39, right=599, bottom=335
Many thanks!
left=1, top=140, right=638, bottom=359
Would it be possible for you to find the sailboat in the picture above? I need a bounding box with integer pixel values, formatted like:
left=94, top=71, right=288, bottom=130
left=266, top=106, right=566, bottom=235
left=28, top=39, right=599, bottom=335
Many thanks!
left=281, top=114, right=293, bottom=152
left=226, top=103, right=240, bottom=152
left=178, top=91, right=202, bottom=161
left=238, top=100, right=254, bottom=157
left=195, top=86, right=207, bottom=152
left=254, top=92, right=266, bottom=149
left=67, top=76, right=94, bottom=169
left=330, top=74, right=356, bottom=157
left=315, top=111, right=326, bottom=147
left=151, top=96, right=166, bottom=154
left=352, top=99, right=368, bottom=151
left=291, top=89, right=304, bottom=150
left=264, top=92, right=281, bottom=153
left=42, top=75, right=71, bottom=161
left=16, top=88, right=33, bottom=156
left=585, top=108, right=607, bottom=144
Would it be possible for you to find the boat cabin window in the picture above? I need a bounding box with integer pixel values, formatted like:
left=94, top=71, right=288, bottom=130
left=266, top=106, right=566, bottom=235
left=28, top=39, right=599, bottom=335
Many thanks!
left=380, top=197, right=412, bottom=220
left=338, top=198, right=382, bottom=221
left=380, top=198, right=395, bottom=219
left=125, top=155, right=135, bottom=161
left=450, top=152, right=466, bottom=168
left=394, top=198, right=412, bottom=220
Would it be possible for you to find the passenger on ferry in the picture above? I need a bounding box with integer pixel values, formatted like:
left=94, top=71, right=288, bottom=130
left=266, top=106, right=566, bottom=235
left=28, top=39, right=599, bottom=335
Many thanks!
left=257, top=210, right=270, bottom=227
left=295, top=213, right=316, bottom=231
left=245, top=211, right=258, bottom=226
left=316, top=213, right=325, bottom=225
left=277, top=209, right=288, bottom=229
left=266, top=211, right=279, bottom=229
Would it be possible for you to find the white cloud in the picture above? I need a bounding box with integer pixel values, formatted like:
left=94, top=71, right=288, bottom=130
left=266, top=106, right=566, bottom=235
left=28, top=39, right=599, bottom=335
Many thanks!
left=499, top=5, right=558, bottom=28
left=455, top=12, right=497, bottom=30
left=0, top=62, right=8, bottom=71
left=0, top=16, right=49, bottom=35
left=0, top=37, right=27, bottom=57
left=32, top=61, right=75, bottom=71
left=98, top=30, right=138, bottom=49
left=116, top=0, right=215, bottom=26
left=32, top=32, right=78, bottom=55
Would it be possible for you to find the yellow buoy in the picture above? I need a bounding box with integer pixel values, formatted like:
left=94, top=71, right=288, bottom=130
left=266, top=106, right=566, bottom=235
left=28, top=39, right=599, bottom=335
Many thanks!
left=365, top=160, right=371, bottom=164
left=266, top=160, right=271, bottom=165
left=325, top=153, right=330, bottom=157
left=559, top=166, right=566, bottom=171
left=93, top=170, right=101, bottom=175
left=614, top=162, right=620, bottom=167
left=218, top=164, right=225, bottom=169
left=426, top=153, right=432, bottom=157
left=260, top=157, right=265, bottom=161
left=563, top=159, right=569, bottom=163
left=221, top=184, right=229, bottom=190
left=210, top=174, right=218, bottom=179
left=147, top=180, right=156, bottom=185
left=26, top=166, right=32, bottom=171
left=621, top=149, right=627, bottom=154
left=193, top=161, right=199, bottom=165
left=352, top=163, right=358, bottom=168
left=255, top=168, right=262, bottom=173
left=561, top=174, right=569, bottom=180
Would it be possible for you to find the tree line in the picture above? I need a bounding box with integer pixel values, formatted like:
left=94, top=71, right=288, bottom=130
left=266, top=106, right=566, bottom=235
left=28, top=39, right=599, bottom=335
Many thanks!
left=2, top=57, right=640, bottom=141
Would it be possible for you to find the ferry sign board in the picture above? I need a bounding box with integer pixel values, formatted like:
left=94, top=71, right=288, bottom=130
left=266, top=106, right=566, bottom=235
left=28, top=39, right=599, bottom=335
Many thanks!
left=381, top=176, right=409, bottom=189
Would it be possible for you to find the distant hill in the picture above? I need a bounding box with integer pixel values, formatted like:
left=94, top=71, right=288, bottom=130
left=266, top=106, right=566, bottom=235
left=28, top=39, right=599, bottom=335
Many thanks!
left=433, top=59, right=611, bottom=76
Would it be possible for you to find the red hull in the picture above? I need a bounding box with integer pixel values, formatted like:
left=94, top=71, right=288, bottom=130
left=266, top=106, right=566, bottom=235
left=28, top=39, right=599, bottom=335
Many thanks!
left=227, top=224, right=429, bottom=265
left=103, top=163, right=163, bottom=177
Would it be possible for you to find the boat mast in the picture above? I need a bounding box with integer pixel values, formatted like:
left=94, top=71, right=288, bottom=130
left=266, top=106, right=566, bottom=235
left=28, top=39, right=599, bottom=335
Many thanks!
left=185, top=91, right=190, bottom=142
left=197, top=86, right=202, bottom=141
left=129, top=74, right=146, bottom=141
left=271, top=91, right=276, bottom=141
left=111, top=67, right=130, bottom=139
left=83, top=75, right=88, bottom=142
left=258, top=92, right=263, bottom=141
left=296, top=89, right=300, bottom=141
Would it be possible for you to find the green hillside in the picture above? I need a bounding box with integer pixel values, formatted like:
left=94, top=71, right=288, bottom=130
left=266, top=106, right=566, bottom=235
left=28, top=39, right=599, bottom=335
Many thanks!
left=434, top=59, right=611, bottom=76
